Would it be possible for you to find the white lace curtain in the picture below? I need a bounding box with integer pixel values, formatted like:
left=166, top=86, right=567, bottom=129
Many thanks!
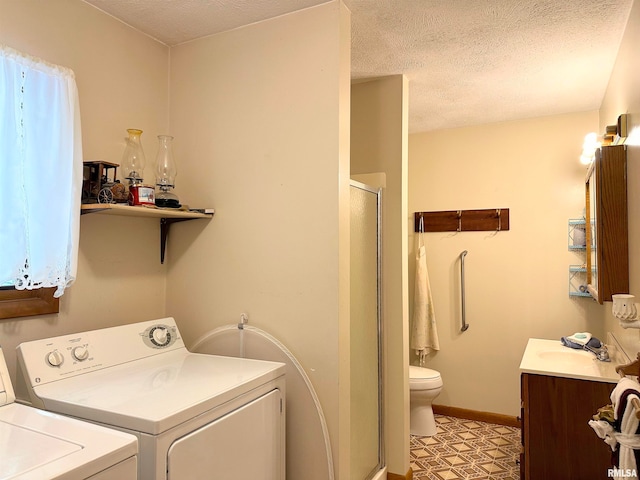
left=0, top=45, right=83, bottom=298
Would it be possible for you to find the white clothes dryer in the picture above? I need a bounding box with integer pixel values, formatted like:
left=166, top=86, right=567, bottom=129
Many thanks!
left=0, top=348, right=137, bottom=480
left=15, top=318, right=286, bottom=480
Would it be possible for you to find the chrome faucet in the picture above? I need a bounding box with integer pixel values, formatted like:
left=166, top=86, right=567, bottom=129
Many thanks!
left=584, top=343, right=610, bottom=362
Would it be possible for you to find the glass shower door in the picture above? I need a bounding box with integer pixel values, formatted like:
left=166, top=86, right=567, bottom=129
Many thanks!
left=350, top=181, right=383, bottom=480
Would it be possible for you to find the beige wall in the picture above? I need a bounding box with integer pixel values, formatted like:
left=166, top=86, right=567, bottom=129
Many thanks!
left=7, top=0, right=639, bottom=474
left=405, top=0, right=640, bottom=420
left=599, top=0, right=640, bottom=357
left=408, top=111, right=602, bottom=416
left=1, top=2, right=355, bottom=477
left=165, top=3, right=351, bottom=478
left=0, top=0, right=169, bottom=383
left=351, top=76, right=410, bottom=476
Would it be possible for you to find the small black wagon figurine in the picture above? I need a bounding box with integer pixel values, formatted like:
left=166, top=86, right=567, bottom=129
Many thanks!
left=82, top=161, right=128, bottom=204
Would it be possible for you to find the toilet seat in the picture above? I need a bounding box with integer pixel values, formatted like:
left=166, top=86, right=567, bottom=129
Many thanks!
left=409, top=365, right=443, bottom=391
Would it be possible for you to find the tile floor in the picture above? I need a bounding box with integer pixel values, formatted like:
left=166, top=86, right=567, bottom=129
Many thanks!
left=410, top=414, right=521, bottom=480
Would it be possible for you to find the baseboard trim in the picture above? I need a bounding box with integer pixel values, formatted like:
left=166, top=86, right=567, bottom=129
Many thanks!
left=388, top=467, right=412, bottom=480
left=433, top=404, right=520, bottom=428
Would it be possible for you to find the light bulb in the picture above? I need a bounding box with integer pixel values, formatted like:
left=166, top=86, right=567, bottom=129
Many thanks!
left=579, top=132, right=600, bottom=165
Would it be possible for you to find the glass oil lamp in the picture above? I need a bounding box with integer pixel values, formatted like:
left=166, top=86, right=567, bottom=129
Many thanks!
left=122, top=128, right=155, bottom=206
left=154, top=135, right=180, bottom=208
left=122, top=129, right=146, bottom=185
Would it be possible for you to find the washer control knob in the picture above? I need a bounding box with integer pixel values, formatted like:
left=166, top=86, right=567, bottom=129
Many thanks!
left=72, top=346, right=89, bottom=361
left=46, top=350, right=64, bottom=367
left=152, top=327, right=168, bottom=345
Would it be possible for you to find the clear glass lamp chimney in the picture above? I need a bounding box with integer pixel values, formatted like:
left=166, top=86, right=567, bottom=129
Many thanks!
left=155, top=135, right=177, bottom=190
left=154, top=135, right=180, bottom=208
left=122, top=128, right=146, bottom=185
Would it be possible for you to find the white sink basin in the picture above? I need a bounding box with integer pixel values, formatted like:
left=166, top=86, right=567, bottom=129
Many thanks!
left=520, top=338, right=620, bottom=383
left=536, top=349, right=593, bottom=364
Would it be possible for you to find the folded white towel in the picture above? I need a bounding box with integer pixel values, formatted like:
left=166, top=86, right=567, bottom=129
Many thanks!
left=410, top=243, right=439, bottom=365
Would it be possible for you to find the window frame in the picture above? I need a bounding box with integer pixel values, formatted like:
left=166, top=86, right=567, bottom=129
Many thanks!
left=0, top=287, right=59, bottom=320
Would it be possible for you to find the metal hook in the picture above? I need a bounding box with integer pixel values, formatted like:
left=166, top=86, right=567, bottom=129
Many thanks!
left=496, top=209, right=501, bottom=232
left=419, top=215, right=424, bottom=233
left=457, top=210, right=462, bottom=232
left=238, top=313, right=249, bottom=330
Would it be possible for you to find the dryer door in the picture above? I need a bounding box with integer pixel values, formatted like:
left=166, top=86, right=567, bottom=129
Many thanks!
left=167, top=389, right=283, bottom=479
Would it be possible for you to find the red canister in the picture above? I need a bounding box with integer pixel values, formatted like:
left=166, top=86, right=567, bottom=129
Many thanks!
left=128, top=185, right=155, bottom=206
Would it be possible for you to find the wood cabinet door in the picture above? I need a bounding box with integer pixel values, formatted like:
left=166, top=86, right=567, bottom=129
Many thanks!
left=522, top=374, right=613, bottom=479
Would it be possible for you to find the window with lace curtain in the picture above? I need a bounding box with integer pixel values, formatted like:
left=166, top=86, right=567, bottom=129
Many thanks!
left=0, top=45, right=83, bottom=319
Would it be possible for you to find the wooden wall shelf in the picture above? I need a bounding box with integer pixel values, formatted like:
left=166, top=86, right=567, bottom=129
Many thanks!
left=414, top=208, right=509, bottom=233
left=81, top=204, right=212, bottom=219
left=81, top=204, right=214, bottom=263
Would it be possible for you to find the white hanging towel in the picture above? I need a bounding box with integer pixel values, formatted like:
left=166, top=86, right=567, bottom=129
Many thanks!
left=410, top=232, right=440, bottom=365
left=612, top=377, right=640, bottom=476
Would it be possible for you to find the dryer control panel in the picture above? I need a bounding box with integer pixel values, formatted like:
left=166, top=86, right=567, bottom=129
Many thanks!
left=16, top=317, right=185, bottom=387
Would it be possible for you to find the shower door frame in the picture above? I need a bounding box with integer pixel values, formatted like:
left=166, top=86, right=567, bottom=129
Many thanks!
left=350, top=179, right=385, bottom=479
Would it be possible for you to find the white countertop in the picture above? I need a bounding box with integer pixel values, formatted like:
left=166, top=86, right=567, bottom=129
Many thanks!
left=519, top=338, right=622, bottom=383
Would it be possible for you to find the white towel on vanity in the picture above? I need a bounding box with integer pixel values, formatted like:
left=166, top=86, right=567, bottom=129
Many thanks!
left=589, top=377, right=640, bottom=476
left=410, top=241, right=439, bottom=365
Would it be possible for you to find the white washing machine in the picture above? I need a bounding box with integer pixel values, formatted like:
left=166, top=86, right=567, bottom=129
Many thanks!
left=14, top=318, right=286, bottom=480
left=0, top=347, right=137, bottom=480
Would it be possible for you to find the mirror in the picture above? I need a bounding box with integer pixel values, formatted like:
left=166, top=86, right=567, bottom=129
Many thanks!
left=585, top=166, right=598, bottom=296
left=585, top=145, right=629, bottom=304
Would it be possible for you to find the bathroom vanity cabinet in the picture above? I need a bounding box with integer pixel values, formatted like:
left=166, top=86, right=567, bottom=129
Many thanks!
left=520, top=373, right=613, bottom=479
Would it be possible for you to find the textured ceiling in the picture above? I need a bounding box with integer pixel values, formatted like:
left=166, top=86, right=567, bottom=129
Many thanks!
left=83, top=0, right=330, bottom=46
left=83, top=0, right=634, bottom=133
left=351, top=0, right=634, bottom=132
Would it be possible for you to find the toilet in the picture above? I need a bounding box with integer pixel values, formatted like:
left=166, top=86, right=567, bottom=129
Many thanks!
left=409, top=365, right=443, bottom=436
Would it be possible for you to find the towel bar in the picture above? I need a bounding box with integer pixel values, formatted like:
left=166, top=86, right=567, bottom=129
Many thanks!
left=616, top=353, right=640, bottom=419
left=460, top=250, right=469, bottom=332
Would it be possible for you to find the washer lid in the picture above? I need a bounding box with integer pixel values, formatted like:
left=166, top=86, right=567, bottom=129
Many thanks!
left=409, top=365, right=441, bottom=380
left=0, top=403, right=137, bottom=480
left=0, top=347, right=15, bottom=407
left=0, top=421, right=81, bottom=478
left=32, top=351, right=286, bottom=435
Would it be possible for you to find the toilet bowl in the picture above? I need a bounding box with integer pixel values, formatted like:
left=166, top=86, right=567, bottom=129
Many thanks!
left=409, top=365, right=443, bottom=436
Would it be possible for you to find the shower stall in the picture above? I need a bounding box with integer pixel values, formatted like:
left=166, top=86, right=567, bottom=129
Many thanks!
left=350, top=180, right=385, bottom=480
left=191, top=181, right=385, bottom=480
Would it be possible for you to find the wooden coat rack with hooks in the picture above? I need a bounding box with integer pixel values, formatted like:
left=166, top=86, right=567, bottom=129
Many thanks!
left=414, top=208, right=509, bottom=233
